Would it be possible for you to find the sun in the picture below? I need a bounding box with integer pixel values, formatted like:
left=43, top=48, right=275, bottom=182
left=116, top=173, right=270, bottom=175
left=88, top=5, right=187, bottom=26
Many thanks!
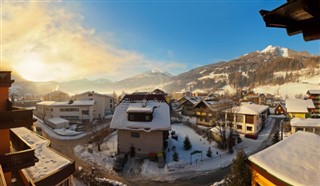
left=13, top=54, right=52, bottom=82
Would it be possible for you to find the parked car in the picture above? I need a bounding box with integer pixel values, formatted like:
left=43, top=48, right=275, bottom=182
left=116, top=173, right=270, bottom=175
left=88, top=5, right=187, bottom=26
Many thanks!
left=113, top=153, right=128, bottom=171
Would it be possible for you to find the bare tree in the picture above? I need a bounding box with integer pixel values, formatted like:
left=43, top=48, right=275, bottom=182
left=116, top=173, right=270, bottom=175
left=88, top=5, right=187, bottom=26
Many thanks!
left=86, top=120, right=110, bottom=152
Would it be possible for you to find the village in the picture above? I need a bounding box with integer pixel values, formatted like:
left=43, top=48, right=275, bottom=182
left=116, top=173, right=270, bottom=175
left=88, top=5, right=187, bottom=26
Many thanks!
left=1, top=0, right=320, bottom=186
left=4, top=71, right=320, bottom=185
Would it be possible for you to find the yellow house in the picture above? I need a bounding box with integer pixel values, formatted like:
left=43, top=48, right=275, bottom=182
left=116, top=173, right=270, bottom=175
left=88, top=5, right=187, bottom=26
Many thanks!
left=285, top=99, right=315, bottom=119
left=249, top=132, right=320, bottom=186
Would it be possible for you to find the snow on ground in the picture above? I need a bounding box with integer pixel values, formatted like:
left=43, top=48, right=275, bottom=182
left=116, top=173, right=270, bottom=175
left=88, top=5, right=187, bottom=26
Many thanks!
left=34, top=120, right=87, bottom=140
left=53, top=128, right=83, bottom=136
left=74, top=132, right=118, bottom=171
left=74, top=118, right=276, bottom=182
left=139, top=118, right=275, bottom=181
left=254, top=82, right=320, bottom=99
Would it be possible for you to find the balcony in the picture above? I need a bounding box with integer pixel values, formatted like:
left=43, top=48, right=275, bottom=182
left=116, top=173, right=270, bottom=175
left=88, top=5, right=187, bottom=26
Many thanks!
left=0, top=107, right=33, bottom=129
left=0, top=130, right=38, bottom=172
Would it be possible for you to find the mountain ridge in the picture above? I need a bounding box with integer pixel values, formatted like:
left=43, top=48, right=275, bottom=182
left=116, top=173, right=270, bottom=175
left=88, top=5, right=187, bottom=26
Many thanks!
left=11, top=45, right=320, bottom=97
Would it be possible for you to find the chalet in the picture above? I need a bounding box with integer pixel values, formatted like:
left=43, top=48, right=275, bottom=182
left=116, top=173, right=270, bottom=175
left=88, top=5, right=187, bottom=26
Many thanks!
left=0, top=71, right=75, bottom=186
left=225, top=103, right=269, bottom=134
left=249, top=132, right=320, bottom=186
left=179, top=96, right=201, bottom=116
left=291, top=118, right=320, bottom=135
left=110, top=94, right=170, bottom=157
left=286, top=99, right=315, bottom=119
left=73, top=91, right=115, bottom=117
left=274, top=103, right=286, bottom=115
left=193, top=99, right=233, bottom=127
left=307, top=90, right=320, bottom=117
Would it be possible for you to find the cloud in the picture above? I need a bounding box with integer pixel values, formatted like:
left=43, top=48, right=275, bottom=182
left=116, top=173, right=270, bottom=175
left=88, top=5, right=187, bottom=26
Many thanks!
left=1, top=2, right=184, bottom=82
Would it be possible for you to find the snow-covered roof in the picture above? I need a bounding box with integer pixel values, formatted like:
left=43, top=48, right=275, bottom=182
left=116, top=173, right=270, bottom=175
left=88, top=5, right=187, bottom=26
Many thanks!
left=52, top=100, right=94, bottom=106
left=36, top=101, right=56, bottom=106
left=193, top=99, right=233, bottom=112
left=226, top=103, right=269, bottom=115
left=11, top=127, right=73, bottom=182
left=126, top=106, right=154, bottom=113
left=307, top=89, right=320, bottom=95
left=286, top=99, right=315, bottom=113
left=75, top=91, right=113, bottom=98
left=47, top=117, right=69, bottom=124
left=290, top=118, right=320, bottom=127
left=249, top=131, right=320, bottom=185
left=37, top=100, right=95, bottom=107
left=110, top=100, right=170, bottom=131
left=184, top=96, right=201, bottom=105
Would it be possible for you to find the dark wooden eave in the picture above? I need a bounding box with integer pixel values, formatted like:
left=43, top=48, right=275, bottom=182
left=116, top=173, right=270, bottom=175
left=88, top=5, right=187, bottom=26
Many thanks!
left=260, top=0, right=320, bottom=41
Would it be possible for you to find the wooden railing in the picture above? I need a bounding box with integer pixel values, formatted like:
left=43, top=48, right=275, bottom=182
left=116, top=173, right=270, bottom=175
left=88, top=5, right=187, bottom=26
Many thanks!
left=0, top=130, right=38, bottom=172
left=34, top=161, right=75, bottom=186
left=0, top=149, right=37, bottom=172
left=0, top=107, right=33, bottom=129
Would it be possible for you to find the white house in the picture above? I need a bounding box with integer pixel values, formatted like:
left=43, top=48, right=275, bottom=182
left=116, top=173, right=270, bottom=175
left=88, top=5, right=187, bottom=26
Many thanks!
left=225, top=103, right=269, bottom=134
left=291, top=118, right=320, bottom=135
left=35, top=100, right=94, bottom=123
left=73, top=91, right=114, bottom=119
left=110, top=94, right=170, bottom=156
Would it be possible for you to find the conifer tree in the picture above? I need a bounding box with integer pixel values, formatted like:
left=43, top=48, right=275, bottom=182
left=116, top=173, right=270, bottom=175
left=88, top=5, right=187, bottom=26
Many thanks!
left=225, top=149, right=251, bottom=186
left=273, top=129, right=280, bottom=144
left=206, top=146, right=212, bottom=158
left=172, top=151, right=179, bottom=162
left=183, top=135, right=192, bottom=150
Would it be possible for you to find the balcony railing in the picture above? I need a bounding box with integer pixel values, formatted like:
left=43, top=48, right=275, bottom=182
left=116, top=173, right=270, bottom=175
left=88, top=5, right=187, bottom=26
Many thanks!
left=0, top=107, right=33, bottom=129
left=0, top=130, right=38, bottom=172
left=34, top=161, right=75, bottom=186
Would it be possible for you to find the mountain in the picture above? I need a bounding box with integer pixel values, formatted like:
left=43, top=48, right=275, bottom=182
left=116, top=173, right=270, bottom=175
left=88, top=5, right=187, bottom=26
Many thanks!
left=114, top=70, right=173, bottom=91
left=163, top=45, right=320, bottom=95
left=10, top=45, right=320, bottom=97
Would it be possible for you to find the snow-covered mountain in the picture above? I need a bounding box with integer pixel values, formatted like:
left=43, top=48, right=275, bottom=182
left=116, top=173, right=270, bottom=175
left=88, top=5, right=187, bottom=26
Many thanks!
left=11, top=45, right=319, bottom=98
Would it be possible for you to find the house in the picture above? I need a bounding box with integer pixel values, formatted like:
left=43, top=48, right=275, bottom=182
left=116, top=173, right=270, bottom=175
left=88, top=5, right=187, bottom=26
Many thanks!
left=274, top=103, right=286, bottom=115
left=73, top=91, right=115, bottom=118
left=35, top=100, right=94, bottom=123
left=225, top=103, right=269, bottom=134
left=290, top=118, right=320, bottom=135
left=307, top=90, right=320, bottom=117
left=286, top=99, right=315, bottom=118
left=110, top=94, right=170, bottom=156
left=248, top=131, right=320, bottom=186
left=193, top=98, right=233, bottom=127
left=0, top=71, right=75, bottom=186
left=179, top=96, right=201, bottom=116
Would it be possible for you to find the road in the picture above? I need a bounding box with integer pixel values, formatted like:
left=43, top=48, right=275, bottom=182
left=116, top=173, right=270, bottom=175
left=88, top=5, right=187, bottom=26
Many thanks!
left=41, top=118, right=283, bottom=186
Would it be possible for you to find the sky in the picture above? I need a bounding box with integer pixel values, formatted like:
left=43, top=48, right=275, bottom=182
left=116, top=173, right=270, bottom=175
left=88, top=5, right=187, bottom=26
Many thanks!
left=1, top=0, right=319, bottom=82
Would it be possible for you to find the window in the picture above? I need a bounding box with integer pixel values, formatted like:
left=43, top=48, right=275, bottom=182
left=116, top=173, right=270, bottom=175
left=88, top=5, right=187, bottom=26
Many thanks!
left=131, top=132, right=140, bottom=138
left=88, top=93, right=93, bottom=96
left=82, top=110, right=89, bottom=115
left=236, top=115, right=244, bottom=122
left=129, top=114, right=135, bottom=121
left=245, top=115, right=254, bottom=124
left=247, top=126, right=253, bottom=131
left=128, top=113, right=152, bottom=121
left=237, top=125, right=242, bottom=130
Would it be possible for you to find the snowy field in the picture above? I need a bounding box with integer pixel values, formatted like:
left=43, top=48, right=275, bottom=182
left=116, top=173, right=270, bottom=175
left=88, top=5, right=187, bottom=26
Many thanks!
left=74, top=117, right=276, bottom=182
